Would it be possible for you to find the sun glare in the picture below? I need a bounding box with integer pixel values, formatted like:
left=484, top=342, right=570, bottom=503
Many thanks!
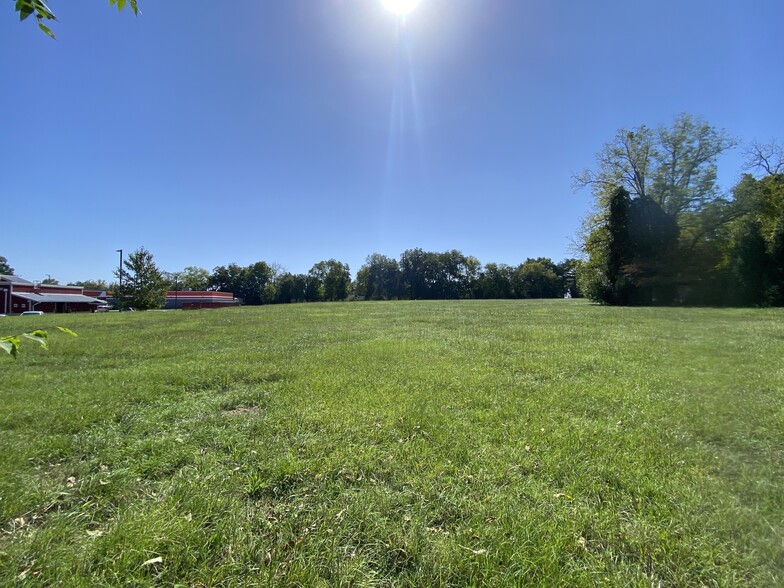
left=381, top=0, right=421, bottom=16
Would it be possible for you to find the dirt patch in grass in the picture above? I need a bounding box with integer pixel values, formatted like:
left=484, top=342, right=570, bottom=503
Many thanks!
left=221, top=405, right=261, bottom=417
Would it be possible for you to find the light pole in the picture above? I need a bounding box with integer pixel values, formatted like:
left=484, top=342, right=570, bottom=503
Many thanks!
left=116, top=249, right=123, bottom=289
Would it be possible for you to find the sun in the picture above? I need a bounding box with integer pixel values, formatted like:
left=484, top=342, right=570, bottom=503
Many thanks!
left=381, top=0, right=421, bottom=16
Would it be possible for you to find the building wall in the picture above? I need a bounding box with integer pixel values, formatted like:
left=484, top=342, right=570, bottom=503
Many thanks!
left=9, top=295, right=34, bottom=313
left=32, top=300, right=96, bottom=313
left=164, top=291, right=238, bottom=310
left=180, top=301, right=241, bottom=310
left=1, top=279, right=100, bottom=314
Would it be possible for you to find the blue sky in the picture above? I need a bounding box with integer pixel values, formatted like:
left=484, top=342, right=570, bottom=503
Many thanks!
left=2, top=0, right=783, bottom=284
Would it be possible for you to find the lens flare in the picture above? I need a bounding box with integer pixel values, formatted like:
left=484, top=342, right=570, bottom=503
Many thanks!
left=381, top=0, right=421, bottom=16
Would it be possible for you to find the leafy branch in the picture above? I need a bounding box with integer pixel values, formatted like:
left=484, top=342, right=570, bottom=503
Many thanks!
left=1, top=327, right=78, bottom=359
left=14, top=0, right=138, bottom=39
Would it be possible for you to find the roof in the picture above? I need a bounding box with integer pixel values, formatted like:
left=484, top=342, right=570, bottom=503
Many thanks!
left=166, top=291, right=235, bottom=298
left=13, top=292, right=104, bottom=304
left=37, top=284, right=83, bottom=291
left=0, top=274, right=34, bottom=285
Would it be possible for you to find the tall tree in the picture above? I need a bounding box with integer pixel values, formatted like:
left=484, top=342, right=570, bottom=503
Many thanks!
left=723, top=172, right=784, bottom=305
left=745, top=140, right=784, bottom=177
left=575, top=115, right=736, bottom=305
left=274, top=272, right=308, bottom=303
left=578, top=187, right=634, bottom=304
left=575, top=114, right=735, bottom=220
left=729, top=219, right=770, bottom=306
left=173, top=266, right=210, bottom=291
left=210, top=263, right=246, bottom=296
left=651, top=115, right=735, bottom=217
left=243, top=261, right=275, bottom=305
left=513, top=258, right=560, bottom=299
left=399, top=248, right=429, bottom=299
left=114, top=246, right=167, bottom=310
left=309, top=260, right=351, bottom=302
left=769, top=220, right=784, bottom=305
left=209, top=262, right=274, bottom=305
left=0, top=256, right=13, bottom=275
left=355, top=253, right=402, bottom=300
left=475, top=263, right=514, bottom=299
left=556, top=259, right=583, bottom=298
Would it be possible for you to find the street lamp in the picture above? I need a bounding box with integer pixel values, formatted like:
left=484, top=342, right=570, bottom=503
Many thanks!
left=116, top=249, right=123, bottom=289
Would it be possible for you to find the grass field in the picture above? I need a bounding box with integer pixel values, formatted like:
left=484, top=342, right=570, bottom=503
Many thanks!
left=0, top=300, right=782, bottom=586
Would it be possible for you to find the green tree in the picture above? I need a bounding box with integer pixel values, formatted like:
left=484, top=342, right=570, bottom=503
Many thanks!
left=624, top=196, right=680, bottom=304
left=399, top=248, right=428, bottom=299
left=579, top=187, right=635, bottom=304
left=556, top=259, right=583, bottom=298
left=0, top=256, right=14, bottom=275
left=209, top=262, right=274, bottom=305
left=172, top=266, right=210, bottom=291
left=729, top=219, right=769, bottom=306
left=722, top=173, right=784, bottom=305
left=513, top=258, right=559, bottom=299
left=14, top=0, right=138, bottom=39
left=70, top=279, right=110, bottom=290
left=355, top=254, right=402, bottom=300
left=41, top=277, right=59, bottom=285
left=575, top=114, right=735, bottom=220
left=309, top=260, right=351, bottom=302
left=398, top=249, right=479, bottom=300
left=474, top=263, right=514, bottom=299
left=769, top=220, right=784, bottom=305
left=114, top=246, right=167, bottom=310
left=243, top=261, right=275, bottom=305
left=274, top=272, right=307, bottom=303
left=575, top=116, right=736, bottom=305
left=210, top=263, right=246, bottom=296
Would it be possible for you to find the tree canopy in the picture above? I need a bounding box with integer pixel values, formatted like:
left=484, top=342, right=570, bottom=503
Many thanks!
left=114, top=246, right=167, bottom=310
left=575, top=114, right=736, bottom=220
left=576, top=116, right=783, bottom=306
left=0, top=256, right=13, bottom=276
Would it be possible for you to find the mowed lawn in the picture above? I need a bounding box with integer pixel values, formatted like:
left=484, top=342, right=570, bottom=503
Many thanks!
left=0, top=300, right=782, bottom=587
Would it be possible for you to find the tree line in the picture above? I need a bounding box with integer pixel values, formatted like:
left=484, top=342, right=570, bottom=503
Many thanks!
left=576, top=114, right=783, bottom=306
left=0, top=250, right=582, bottom=311
left=104, top=250, right=582, bottom=309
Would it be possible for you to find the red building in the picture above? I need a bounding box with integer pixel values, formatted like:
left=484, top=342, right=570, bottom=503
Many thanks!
left=83, top=289, right=240, bottom=310
left=1, top=275, right=106, bottom=314
left=164, top=290, right=240, bottom=310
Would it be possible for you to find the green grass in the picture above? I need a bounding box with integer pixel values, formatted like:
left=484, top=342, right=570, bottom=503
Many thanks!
left=1, top=300, right=782, bottom=586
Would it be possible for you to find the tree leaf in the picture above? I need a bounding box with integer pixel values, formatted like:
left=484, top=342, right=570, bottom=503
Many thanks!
left=38, top=22, right=55, bottom=39
left=57, top=327, right=78, bottom=337
left=0, top=337, right=20, bottom=358
left=22, top=330, right=48, bottom=349
left=34, top=0, right=57, bottom=20
left=16, top=0, right=34, bottom=21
